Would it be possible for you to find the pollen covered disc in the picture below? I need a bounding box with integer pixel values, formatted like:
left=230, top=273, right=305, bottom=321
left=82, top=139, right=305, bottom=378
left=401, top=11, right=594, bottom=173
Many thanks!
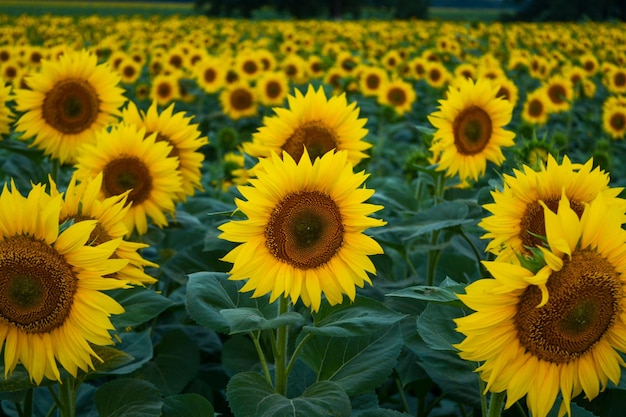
left=265, top=191, right=344, bottom=269
left=0, top=236, right=77, bottom=333
left=42, top=78, right=100, bottom=135
left=282, top=120, right=338, bottom=162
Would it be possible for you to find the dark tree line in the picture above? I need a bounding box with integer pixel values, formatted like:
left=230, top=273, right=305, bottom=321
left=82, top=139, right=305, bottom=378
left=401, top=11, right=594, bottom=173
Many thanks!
left=193, top=0, right=429, bottom=19
left=504, top=0, right=625, bottom=21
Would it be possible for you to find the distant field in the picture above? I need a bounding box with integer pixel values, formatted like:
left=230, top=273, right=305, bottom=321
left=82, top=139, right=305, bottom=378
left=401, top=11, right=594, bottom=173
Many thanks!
left=0, top=1, right=514, bottom=20
left=429, top=6, right=515, bottom=21
left=0, top=1, right=194, bottom=16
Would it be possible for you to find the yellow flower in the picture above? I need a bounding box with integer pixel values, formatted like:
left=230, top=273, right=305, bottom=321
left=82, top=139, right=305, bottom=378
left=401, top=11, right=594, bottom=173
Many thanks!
left=0, top=180, right=128, bottom=384
left=255, top=71, right=289, bottom=107
left=376, top=78, right=417, bottom=116
left=602, top=101, right=626, bottom=140
left=428, top=77, right=515, bottom=182
left=219, top=81, right=258, bottom=121
left=14, top=49, right=126, bottom=164
left=122, top=100, right=208, bottom=201
left=521, top=89, right=551, bottom=126
left=244, top=84, right=370, bottom=166
left=74, top=122, right=183, bottom=236
left=0, top=80, right=14, bottom=137
left=50, top=173, right=158, bottom=286
left=479, top=155, right=626, bottom=262
left=218, top=150, right=385, bottom=312
left=456, top=192, right=626, bottom=417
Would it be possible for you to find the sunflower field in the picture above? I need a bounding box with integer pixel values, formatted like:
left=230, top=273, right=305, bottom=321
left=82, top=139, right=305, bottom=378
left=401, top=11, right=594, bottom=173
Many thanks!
left=1, top=7, right=626, bottom=417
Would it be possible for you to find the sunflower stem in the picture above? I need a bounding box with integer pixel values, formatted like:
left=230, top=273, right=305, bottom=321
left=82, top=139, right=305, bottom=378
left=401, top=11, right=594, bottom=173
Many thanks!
left=250, top=330, right=273, bottom=386
left=57, top=376, right=76, bottom=417
left=486, top=391, right=506, bottom=417
left=477, top=374, right=488, bottom=417
left=274, top=296, right=289, bottom=396
left=285, top=332, right=313, bottom=378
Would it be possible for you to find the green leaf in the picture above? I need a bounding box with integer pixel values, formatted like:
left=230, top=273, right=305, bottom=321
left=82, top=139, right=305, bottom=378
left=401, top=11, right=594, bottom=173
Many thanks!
left=406, top=334, right=479, bottom=406
left=221, top=308, right=304, bottom=334
left=129, top=329, right=200, bottom=396
left=162, top=393, right=214, bottom=417
left=227, top=372, right=351, bottom=417
left=110, top=286, right=176, bottom=329
left=186, top=271, right=304, bottom=334
left=417, top=302, right=466, bottom=351
left=405, top=201, right=474, bottom=239
left=303, top=296, right=405, bottom=337
left=300, top=323, right=403, bottom=396
left=386, top=277, right=465, bottom=306
left=95, top=378, right=163, bottom=417
left=94, top=330, right=154, bottom=376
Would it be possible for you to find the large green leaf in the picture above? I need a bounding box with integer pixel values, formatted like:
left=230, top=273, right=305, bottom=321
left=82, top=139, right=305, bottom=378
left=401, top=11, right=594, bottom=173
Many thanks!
left=110, top=286, right=176, bottom=329
left=129, top=329, right=200, bottom=396
left=386, top=277, right=466, bottom=306
left=300, top=323, right=403, bottom=396
left=186, top=271, right=303, bottom=334
left=416, top=302, right=466, bottom=351
left=303, top=296, right=405, bottom=337
left=95, top=378, right=163, bottom=417
left=226, top=372, right=351, bottom=417
left=162, top=393, right=214, bottom=417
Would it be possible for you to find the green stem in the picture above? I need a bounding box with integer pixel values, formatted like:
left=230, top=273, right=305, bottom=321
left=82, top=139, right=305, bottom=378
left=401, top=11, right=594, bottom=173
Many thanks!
left=478, top=375, right=488, bottom=417
left=274, top=296, right=289, bottom=396
left=285, top=332, right=313, bottom=378
left=426, top=230, right=441, bottom=287
left=23, top=389, right=33, bottom=417
left=58, top=376, right=76, bottom=417
left=458, top=228, right=488, bottom=280
left=249, top=330, right=273, bottom=386
left=486, top=391, right=506, bottom=417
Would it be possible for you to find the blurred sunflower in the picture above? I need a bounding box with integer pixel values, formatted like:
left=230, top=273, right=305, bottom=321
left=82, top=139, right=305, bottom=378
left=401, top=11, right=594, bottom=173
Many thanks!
left=118, top=57, right=142, bottom=85
left=150, top=73, right=181, bottom=107
left=456, top=193, right=626, bottom=417
left=194, top=56, right=226, bottom=94
left=122, top=100, right=208, bottom=201
left=255, top=71, right=289, bottom=107
left=219, top=81, right=258, bottom=121
left=542, top=75, right=574, bottom=113
left=521, top=89, right=550, bottom=126
left=604, top=65, right=626, bottom=95
left=50, top=173, right=158, bottom=286
left=244, top=84, right=370, bottom=166
left=74, top=122, right=183, bottom=236
left=0, top=81, right=14, bottom=138
left=602, top=103, right=626, bottom=140
left=479, top=154, right=626, bottom=262
left=14, top=49, right=126, bottom=164
left=376, top=78, right=417, bottom=116
left=424, top=61, right=450, bottom=89
left=0, top=180, right=128, bottom=384
left=218, top=150, right=385, bottom=312
left=428, top=77, right=515, bottom=183
left=357, top=65, right=389, bottom=97
left=493, top=77, right=519, bottom=108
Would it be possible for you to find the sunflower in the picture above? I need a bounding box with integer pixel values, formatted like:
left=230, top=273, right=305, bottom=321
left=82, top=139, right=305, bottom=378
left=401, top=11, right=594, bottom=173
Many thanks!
left=255, top=71, right=289, bottom=107
left=424, top=61, right=450, bottom=89
left=150, top=73, right=181, bottom=107
left=118, top=57, right=142, bottom=85
left=456, top=192, right=626, bottom=417
left=122, top=100, right=208, bottom=201
left=602, top=103, right=626, bottom=140
left=218, top=149, right=385, bottom=312
left=243, top=84, right=370, bottom=167
left=0, top=180, right=128, bottom=384
left=50, top=173, right=158, bottom=286
left=521, top=89, right=551, bottom=126
left=358, top=65, right=389, bottom=97
left=13, top=49, right=126, bottom=164
left=542, top=75, right=574, bottom=113
left=73, top=122, right=183, bottom=236
left=428, top=77, right=515, bottom=183
left=219, top=81, right=258, bottom=121
left=479, top=154, right=626, bottom=262
left=492, top=77, right=519, bottom=109
left=194, top=56, right=226, bottom=94
left=0, top=81, right=14, bottom=137
left=376, top=78, right=417, bottom=116
left=604, top=65, right=626, bottom=95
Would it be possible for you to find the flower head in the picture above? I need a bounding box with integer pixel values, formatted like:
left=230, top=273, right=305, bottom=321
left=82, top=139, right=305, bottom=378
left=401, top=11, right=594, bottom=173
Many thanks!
left=428, top=77, right=515, bottom=182
left=0, top=180, right=128, bottom=384
left=14, top=49, right=126, bottom=164
left=456, top=193, right=626, bottom=417
left=218, top=150, right=385, bottom=312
